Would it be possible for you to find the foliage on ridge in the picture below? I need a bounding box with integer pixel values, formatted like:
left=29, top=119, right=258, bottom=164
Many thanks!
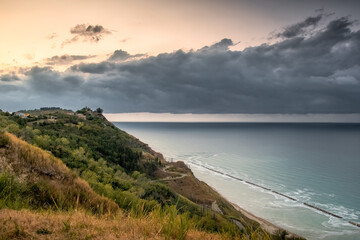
left=0, top=131, right=118, bottom=214
left=0, top=108, right=298, bottom=239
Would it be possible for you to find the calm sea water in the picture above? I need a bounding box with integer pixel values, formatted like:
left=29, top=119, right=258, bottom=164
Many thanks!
left=114, top=122, right=360, bottom=239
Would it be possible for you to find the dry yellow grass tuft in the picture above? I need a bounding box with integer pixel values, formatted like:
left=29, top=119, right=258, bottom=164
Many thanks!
left=0, top=209, right=226, bottom=240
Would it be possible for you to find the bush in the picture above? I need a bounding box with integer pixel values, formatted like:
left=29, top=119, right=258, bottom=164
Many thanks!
left=0, top=171, right=28, bottom=209
left=0, top=133, right=10, bottom=148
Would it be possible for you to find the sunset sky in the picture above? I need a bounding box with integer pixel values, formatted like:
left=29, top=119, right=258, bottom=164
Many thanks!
left=1, top=0, right=360, bottom=121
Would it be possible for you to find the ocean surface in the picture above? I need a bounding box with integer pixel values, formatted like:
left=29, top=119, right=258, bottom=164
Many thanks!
left=114, top=122, right=360, bottom=240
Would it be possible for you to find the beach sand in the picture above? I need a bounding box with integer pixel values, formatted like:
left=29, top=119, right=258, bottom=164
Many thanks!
left=231, top=202, right=303, bottom=238
left=204, top=183, right=304, bottom=238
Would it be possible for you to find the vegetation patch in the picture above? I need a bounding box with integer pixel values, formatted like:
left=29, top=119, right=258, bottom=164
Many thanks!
left=0, top=108, right=305, bottom=239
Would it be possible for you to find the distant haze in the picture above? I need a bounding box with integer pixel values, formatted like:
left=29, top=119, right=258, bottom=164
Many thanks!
left=105, top=113, right=360, bottom=123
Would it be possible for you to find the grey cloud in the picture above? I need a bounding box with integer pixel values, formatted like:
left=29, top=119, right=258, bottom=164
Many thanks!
left=0, top=67, right=85, bottom=111
left=70, top=62, right=115, bottom=74
left=63, top=76, right=83, bottom=86
left=66, top=17, right=360, bottom=113
left=108, top=50, right=130, bottom=61
left=24, top=66, right=84, bottom=94
left=70, top=24, right=110, bottom=38
left=108, top=49, right=146, bottom=62
left=200, top=38, right=234, bottom=51
left=0, top=73, right=20, bottom=82
left=277, top=14, right=323, bottom=38
left=1, top=16, right=360, bottom=114
left=62, top=24, right=111, bottom=47
left=210, top=38, right=234, bottom=49
left=45, top=54, right=95, bottom=65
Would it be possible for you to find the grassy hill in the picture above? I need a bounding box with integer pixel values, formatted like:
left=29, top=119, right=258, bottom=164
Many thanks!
left=0, top=132, right=118, bottom=213
left=0, top=132, right=231, bottom=239
left=0, top=108, right=303, bottom=239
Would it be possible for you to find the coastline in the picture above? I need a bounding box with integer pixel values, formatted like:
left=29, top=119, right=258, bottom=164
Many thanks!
left=231, top=202, right=302, bottom=238
left=231, top=202, right=280, bottom=233
left=185, top=161, right=303, bottom=237
left=113, top=124, right=305, bottom=238
left=113, top=121, right=360, bottom=240
left=161, top=158, right=305, bottom=239
left=205, top=184, right=303, bottom=238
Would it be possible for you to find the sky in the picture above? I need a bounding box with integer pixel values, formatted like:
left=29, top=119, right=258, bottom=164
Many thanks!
left=1, top=0, right=360, bottom=121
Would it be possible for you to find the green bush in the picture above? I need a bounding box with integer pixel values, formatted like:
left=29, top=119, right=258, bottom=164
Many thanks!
left=0, top=133, right=10, bottom=148
left=0, top=171, right=28, bottom=209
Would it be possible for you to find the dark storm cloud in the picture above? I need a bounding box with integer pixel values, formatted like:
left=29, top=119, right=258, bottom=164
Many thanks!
left=1, top=16, right=360, bottom=114
left=108, top=49, right=146, bottom=62
left=24, top=67, right=83, bottom=93
left=62, top=24, right=111, bottom=47
left=277, top=14, right=323, bottom=38
left=45, top=54, right=96, bottom=65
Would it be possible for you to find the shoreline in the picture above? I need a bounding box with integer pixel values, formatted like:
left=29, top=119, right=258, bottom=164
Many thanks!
left=231, top=202, right=280, bottom=233
left=113, top=122, right=359, bottom=240
left=164, top=159, right=305, bottom=238
left=114, top=126, right=305, bottom=238
left=205, top=184, right=303, bottom=238
left=183, top=160, right=300, bottom=236
left=116, top=126, right=303, bottom=238
left=160, top=158, right=304, bottom=238
left=231, top=202, right=301, bottom=238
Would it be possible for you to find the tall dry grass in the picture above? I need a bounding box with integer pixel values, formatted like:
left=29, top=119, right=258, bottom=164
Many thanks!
left=0, top=208, right=274, bottom=240
left=0, top=132, right=118, bottom=214
left=0, top=208, right=227, bottom=240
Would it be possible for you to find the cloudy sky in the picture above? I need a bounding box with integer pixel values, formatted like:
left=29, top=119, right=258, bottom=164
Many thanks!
left=1, top=0, right=360, bottom=121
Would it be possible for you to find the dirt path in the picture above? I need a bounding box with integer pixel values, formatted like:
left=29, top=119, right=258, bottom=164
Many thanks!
left=159, top=165, right=188, bottom=181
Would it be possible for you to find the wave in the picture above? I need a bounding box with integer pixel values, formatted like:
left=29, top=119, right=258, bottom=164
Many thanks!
left=279, top=221, right=358, bottom=240
left=183, top=159, right=360, bottom=230
left=313, top=203, right=359, bottom=220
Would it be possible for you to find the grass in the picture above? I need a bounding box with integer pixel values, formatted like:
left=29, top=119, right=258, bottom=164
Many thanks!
left=0, top=132, right=221, bottom=239
left=0, top=131, right=119, bottom=214
left=0, top=207, right=277, bottom=240
left=0, top=208, right=223, bottom=240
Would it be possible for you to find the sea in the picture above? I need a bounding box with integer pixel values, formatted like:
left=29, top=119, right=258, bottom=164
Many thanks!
left=113, top=122, right=360, bottom=240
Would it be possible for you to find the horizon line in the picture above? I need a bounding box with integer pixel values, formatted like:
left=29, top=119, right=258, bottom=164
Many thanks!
left=104, top=113, right=360, bottom=123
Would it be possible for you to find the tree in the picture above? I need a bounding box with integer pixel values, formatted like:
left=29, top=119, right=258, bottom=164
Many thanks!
left=96, top=108, right=103, bottom=114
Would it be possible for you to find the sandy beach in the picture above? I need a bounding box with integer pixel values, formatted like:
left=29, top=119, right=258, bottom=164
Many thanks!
left=231, top=202, right=304, bottom=239
left=232, top=202, right=280, bottom=233
left=204, top=182, right=303, bottom=238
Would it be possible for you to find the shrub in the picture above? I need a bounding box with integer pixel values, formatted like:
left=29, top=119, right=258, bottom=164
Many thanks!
left=0, top=132, right=10, bottom=148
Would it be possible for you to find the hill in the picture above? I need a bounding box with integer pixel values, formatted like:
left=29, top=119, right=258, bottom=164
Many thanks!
left=0, top=132, right=231, bottom=239
left=0, top=108, right=303, bottom=239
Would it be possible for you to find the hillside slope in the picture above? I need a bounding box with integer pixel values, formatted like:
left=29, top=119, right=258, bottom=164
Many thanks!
left=0, top=108, right=303, bottom=239
left=0, top=131, right=118, bottom=213
left=0, top=132, right=237, bottom=239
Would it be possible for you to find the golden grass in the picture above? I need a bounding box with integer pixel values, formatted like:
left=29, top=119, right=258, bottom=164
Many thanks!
left=0, top=208, right=227, bottom=240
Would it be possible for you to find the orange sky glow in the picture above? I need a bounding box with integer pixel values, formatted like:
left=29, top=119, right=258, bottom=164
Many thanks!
left=0, top=0, right=328, bottom=71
